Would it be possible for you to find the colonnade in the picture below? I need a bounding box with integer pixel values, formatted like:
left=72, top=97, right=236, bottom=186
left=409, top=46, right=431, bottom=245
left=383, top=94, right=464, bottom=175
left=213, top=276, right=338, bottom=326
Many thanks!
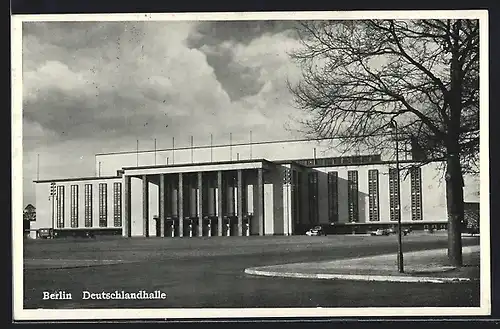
left=122, top=169, right=265, bottom=237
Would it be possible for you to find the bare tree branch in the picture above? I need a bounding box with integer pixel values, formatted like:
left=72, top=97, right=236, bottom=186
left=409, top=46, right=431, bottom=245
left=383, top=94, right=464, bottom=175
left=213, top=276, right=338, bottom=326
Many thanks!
left=289, top=19, right=478, bottom=175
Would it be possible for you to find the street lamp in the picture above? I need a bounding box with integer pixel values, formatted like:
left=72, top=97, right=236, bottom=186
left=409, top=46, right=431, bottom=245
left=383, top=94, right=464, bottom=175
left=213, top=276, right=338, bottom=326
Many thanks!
left=387, top=119, right=404, bottom=273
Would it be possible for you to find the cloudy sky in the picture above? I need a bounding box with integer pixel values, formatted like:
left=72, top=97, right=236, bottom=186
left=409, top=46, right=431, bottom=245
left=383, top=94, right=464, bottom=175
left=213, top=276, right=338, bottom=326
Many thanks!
left=20, top=18, right=481, bottom=206
left=21, top=19, right=309, bottom=205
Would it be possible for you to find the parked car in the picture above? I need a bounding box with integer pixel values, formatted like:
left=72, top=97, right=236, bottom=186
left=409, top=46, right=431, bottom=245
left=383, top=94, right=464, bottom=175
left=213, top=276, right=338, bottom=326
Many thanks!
left=384, top=227, right=412, bottom=236
left=37, top=228, right=54, bottom=239
left=305, top=226, right=327, bottom=236
left=369, top=228, right=390, bottom=236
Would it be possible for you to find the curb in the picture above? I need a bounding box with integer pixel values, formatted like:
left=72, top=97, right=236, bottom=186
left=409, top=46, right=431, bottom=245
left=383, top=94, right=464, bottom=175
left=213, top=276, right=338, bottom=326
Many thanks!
left=244, top=268, right=475, bottom=284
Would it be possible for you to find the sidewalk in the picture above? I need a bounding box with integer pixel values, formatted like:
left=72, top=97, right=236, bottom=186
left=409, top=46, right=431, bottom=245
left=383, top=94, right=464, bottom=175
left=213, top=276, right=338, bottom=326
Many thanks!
left=244, top=246, right=480, bottom=284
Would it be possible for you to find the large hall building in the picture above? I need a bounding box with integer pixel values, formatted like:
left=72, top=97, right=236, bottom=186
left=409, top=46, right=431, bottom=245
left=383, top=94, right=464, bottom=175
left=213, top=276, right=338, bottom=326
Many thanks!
left=31, top=138, right=455, bottom=239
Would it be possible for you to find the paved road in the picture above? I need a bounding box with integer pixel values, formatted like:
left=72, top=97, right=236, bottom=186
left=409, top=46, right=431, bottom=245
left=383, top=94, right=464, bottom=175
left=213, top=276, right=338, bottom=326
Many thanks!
left=22, top=234, right=480, bottom=309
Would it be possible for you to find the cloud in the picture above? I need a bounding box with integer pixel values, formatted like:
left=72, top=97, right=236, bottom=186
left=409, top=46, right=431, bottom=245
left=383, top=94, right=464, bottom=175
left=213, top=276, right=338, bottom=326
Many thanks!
left=19, top=19, right=480, bottom=209
left=190, top=21, right=300, bottom=102
left=23, top=60, right=91, bottom=101
left=20, top=20, right=308, bottom=206
left=190, top=27, right=305, bottom=137
left=227, top=30, right=305, bottom=137
left=22, top=21, right=234, bottom=142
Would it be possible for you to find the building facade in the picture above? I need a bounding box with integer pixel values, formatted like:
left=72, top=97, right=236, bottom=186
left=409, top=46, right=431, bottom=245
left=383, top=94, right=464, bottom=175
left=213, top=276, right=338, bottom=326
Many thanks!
left=31, top=139, right=450, bottom=238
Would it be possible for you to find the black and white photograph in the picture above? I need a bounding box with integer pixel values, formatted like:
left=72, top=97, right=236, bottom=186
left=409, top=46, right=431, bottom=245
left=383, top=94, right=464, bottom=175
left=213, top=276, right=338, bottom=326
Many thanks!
left=12, top=10, right=490, bottom=321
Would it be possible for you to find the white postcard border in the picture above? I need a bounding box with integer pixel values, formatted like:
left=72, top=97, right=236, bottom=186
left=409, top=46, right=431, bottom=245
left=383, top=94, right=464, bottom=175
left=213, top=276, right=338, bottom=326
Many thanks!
left=12, top=9, right=490, bottom=321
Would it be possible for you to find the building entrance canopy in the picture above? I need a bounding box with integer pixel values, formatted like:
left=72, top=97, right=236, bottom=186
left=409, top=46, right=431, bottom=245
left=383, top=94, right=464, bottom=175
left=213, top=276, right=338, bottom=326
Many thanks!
left=121, top=159, right=273, bottom=177
left=121, top=159, right=270, bottom=238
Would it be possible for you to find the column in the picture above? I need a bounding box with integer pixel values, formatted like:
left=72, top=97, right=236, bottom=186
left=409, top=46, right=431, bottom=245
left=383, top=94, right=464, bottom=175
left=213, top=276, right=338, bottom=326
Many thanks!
left=170, top=178, right=178, bottom=237
left=189, top=175, right=197, bottom=218
left=237, top=169, right=243, bottom=236
left=227, top=174, right=235, bottom=216
left=159, top=173, right=165, bottom=237
left=142, top=175, right=149, bottom=237
left=198, top=171, right=203, bottom=237
left=207, top=175, right=215, bottom=216
left=217, top=170, right=223, bottom=236
left=171, top=179, right=178, bottom=217
left=178, top=173, right=184, bottom=237
left=257, top=168, right=264, bottom=236
left=207, top=174, right=215, bottom=237
left=123, top=175, right=131, bottom=237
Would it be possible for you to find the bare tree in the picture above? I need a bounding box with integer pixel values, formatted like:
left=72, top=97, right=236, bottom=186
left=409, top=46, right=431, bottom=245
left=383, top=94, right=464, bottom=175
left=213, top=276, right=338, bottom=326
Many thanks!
left=23, top=204, right=36, bottom=221
left=289, top=19, right=479, bottom=267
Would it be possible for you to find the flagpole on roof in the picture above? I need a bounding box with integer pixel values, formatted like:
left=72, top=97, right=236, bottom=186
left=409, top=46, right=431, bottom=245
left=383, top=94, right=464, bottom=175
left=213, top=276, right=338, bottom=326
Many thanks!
left=210, top=133, right=213, bottom=163
left=172, top=137, right=175, bottom=165
left=229, top=132, right=233, bottom=161
left=191, top=135, right=194, bottom=164
left=136, top=140, right=139, bottom=166
left=249, top=130, right=253, bottom=160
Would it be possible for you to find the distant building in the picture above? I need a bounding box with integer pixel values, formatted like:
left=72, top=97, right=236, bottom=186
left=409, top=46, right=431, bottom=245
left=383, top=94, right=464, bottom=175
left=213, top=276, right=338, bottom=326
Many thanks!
left=31, top=138, right=460, bottom=239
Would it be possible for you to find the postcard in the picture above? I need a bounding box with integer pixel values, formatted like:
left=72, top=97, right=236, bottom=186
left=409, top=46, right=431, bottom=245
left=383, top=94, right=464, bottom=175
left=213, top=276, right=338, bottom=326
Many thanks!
left=12, top=9, right=490, bottom=321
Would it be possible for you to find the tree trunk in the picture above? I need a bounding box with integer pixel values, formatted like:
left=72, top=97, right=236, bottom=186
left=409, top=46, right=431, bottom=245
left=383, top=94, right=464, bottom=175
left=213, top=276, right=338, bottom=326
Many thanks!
left=445, top=21, right=465, bottom=268
left=445, top=153, right=464, bottom=267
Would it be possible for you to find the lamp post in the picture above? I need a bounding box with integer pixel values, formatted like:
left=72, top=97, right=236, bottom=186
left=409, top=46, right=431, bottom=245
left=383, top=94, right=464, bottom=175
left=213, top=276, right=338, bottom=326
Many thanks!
left=387, top=119, right=404, bottom=273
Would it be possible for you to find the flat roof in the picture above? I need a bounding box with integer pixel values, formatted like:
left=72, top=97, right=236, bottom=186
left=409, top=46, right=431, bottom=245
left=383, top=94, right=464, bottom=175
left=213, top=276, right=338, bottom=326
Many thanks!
left=308, top=158, right=445, bottom=168
left=121, top=158, right=275, bottom=170
left=34, top=175, right=121, bottom=183
left=273, top=160, right=310, bottom=169
left=34, top=157, right=444, bottom=184
left=122, top=158, right=277, bottom=176
left=275, top=157, right=443, bottom=168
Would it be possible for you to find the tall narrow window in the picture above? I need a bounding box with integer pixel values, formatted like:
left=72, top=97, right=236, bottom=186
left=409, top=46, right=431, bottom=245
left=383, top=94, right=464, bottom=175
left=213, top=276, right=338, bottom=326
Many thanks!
left=410, top=167, right=423, bottom=221
left=70, top=185, right=78, bottom=228
left=389, top=168, right=400, bottom=221
left=308, top=172, right=319, bottom=224
left=291, top=170, right=300, bottom=225
left=347, top=171, right=359, bottom=222
left=327, top=171, right=339, bottom=223
left=56, top=186, right=65, bottom=228
left=296, top=171, right=303, bottom=224
left=85, top=184, right=92, bottom=227
left=99, top=183, right=107, bottom=227
left=113, top=182, right=122, bottom=227
left=368, top=169, right=380, bottom=221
